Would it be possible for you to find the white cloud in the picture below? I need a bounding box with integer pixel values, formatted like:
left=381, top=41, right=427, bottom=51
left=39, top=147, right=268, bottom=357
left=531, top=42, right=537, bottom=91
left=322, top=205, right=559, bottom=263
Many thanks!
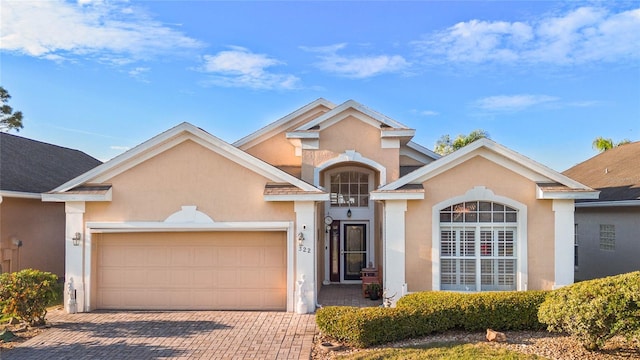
left=0, top=0, right=203, bottom=63
left=416, top=6, right=640, bottom=65
left=420, top=110, right=439, bottom=116
left=302, top=43, right=409, bottom=78
left=128, top=67, right=150, bottom=82
left=110, top=145, right=130, bottom=151
left=201, top=47, right=300, bottom=90
left=474, top=94, right=559, bottom=112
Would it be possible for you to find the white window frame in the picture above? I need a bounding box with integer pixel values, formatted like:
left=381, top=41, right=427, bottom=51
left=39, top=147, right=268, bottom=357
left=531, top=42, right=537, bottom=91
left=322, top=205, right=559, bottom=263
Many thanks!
left=432, top=186, right=528, bottom=291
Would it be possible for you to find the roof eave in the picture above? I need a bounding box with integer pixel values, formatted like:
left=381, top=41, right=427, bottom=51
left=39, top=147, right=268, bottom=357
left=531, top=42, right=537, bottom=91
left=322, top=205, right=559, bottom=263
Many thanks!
left=264, top=193, right=330, bottom=202
left=536, top=189, right=601, bottom=200
left=370, top=191, right=425, bottom=201
left=575, top=199, right=640, bottom=208
left=42, top=188, right=113, bottom=202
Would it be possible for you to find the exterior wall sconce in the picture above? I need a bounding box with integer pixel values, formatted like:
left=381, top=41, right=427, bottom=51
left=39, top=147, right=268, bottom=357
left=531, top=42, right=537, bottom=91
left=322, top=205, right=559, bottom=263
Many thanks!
left=347, top=209, right=352, bottom=218
left=297, top=232, right=305, bottom=245
left=72, top=232, right=82, bottom=246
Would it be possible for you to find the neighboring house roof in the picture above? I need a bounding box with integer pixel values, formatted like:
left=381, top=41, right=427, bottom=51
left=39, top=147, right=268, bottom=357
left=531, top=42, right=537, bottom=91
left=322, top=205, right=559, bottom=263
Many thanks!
left=372, top=138, right=599, bottom=200
left=563, top=141, right=640, bottom=205
left=44, top=122, right=327, bottom=202
left=0, top=132, right=102, bottom=195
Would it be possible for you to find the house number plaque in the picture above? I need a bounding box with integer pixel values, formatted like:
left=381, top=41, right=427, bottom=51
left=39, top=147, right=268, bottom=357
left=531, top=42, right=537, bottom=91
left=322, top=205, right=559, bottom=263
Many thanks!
left=298, top=244, right=311, bottom=253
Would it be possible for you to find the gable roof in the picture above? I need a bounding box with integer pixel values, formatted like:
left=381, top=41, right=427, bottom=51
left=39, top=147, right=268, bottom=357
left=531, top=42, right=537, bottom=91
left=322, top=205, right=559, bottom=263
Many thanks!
left=233, top=98, right=335, bottom=150
left=291, top=99, right=410, bottom=132
left=373, top=138, right=599, bottom=200
left=0, top=132, right=102, bottom=195
left=46, top=122, right=325, bottom=200
left=563, top=141, right=640, bottom=204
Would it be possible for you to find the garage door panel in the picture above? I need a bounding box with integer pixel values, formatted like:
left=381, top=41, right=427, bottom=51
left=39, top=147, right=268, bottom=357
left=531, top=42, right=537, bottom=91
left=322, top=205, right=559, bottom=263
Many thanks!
left=97, top=231, right=286, bottom=310
left=193, top=248, right=216, bottom=266
left=264, top=246, right=286, bottom=266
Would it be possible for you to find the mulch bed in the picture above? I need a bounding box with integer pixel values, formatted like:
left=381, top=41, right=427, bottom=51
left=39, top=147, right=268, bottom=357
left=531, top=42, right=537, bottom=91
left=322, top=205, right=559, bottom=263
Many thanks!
left=312, top=330, right=640, bottom=359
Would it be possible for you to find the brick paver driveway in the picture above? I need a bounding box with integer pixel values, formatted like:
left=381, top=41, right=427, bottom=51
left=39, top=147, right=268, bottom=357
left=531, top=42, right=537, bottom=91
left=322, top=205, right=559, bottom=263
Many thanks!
left=2, top=309, right=316, bottom=360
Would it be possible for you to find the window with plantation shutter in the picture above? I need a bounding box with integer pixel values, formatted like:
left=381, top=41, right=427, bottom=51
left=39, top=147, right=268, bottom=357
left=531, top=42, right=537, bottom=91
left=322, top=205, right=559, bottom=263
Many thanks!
left=440, top=201, right=517, bottom=291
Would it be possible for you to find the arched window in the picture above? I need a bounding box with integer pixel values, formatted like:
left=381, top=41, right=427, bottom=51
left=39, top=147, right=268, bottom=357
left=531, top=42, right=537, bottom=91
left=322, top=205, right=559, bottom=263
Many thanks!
left=439, top=201, right=517, bottom=291
left=329, top=171, right=370, bottom=207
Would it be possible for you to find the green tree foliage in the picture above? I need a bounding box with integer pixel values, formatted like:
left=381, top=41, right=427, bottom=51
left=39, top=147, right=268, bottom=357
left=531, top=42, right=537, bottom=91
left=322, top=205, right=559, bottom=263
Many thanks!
left=435, top=129, right=489, bottom=155
left=538, top=271, right=640, bottom=350
left=592, top=136, right=631, bottom=152
left=0, top=269, right=59, bottom=326
left=0, top=86, right=24, bottom=132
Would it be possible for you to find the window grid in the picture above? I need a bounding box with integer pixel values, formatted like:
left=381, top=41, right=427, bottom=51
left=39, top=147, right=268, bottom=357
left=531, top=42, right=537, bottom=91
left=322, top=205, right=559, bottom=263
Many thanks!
left=440, top=201, right=517, bottom=292
left=599, top=224, right=615, bottom=251
left=329, top=171, right=369, bottom=207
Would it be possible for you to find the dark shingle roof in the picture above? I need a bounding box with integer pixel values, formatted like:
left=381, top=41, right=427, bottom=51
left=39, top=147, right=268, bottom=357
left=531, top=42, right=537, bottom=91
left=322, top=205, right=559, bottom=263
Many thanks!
left=0, top=132, right=102, bottom=193
left=563, top=141, right=640, bottom=202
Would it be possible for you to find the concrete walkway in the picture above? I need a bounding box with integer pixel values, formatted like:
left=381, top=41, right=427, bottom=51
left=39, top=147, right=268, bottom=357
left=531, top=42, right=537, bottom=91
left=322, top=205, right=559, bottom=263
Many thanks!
left=2, top=309, right=316, bottom=360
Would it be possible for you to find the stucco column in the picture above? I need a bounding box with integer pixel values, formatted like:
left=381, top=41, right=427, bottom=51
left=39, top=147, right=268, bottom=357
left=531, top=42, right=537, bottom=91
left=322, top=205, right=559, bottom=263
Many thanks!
left=383, top=200, right=407, bottom=306
left=553, top=199, right=575, bottom=289
left=64, top=201, right=85, bottom=313
left=294, top=201, right=316, bottom=313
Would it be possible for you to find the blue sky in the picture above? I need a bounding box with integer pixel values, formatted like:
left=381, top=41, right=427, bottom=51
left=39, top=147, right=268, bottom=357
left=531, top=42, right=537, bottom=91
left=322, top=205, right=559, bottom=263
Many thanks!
left=1, top=0, right=639, bottom=171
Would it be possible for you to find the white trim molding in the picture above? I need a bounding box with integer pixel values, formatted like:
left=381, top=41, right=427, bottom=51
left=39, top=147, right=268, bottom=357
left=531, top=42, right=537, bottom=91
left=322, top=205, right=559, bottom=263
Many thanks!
left=552, top=199, right=575, bottom=289
left=431, top=186, right=528, bottom=292
left=383, top=200, right=408, bottom=306
left=314, top=150, right=387, bottom=187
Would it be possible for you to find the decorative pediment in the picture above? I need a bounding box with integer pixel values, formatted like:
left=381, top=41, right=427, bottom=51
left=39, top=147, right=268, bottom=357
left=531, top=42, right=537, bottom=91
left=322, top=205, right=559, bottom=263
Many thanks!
left=164, top=206, right=214, bottom=223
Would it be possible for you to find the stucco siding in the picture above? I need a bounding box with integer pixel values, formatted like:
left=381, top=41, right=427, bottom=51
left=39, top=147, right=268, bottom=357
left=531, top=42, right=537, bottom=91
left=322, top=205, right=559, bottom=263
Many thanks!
left=574, top=207, right=640, bottom=281
left=404, top=155, right=556, bottom=291
left=0, top=197, right=65, bottom=276
left=243, top=132, right=300, bottom=167
left=85, top=140, right=295, bottom=222
left=302, top=115, right=400, bottom=184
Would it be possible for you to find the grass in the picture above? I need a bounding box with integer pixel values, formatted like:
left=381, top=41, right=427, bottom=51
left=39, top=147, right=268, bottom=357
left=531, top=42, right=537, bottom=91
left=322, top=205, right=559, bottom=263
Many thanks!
left=335, top=342, right=548, bottom=360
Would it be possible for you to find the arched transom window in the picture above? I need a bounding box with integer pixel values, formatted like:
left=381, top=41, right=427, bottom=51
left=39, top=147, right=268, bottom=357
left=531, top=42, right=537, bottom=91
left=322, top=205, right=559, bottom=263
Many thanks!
left=439, top=201, right=517, bottom=291
left=330, top=171, right=370, bottom=207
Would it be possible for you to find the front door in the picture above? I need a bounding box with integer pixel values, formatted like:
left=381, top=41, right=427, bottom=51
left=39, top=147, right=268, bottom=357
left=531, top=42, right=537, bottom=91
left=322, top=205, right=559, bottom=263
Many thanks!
left=343, top=224, right=367, bottom=281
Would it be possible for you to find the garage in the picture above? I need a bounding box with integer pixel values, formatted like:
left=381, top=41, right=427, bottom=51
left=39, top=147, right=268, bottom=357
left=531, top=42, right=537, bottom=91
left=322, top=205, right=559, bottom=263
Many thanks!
left=95, top=231, right=287, bottom=310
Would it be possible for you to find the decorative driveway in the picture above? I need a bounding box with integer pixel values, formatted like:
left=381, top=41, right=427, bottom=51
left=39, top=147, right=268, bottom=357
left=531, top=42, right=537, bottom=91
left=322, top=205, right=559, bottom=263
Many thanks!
left=2, top=309, right=316, bottom=360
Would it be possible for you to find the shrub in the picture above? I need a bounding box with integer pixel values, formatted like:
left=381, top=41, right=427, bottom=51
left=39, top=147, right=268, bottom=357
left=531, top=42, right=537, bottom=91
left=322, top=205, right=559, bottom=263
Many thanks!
left=317, top=290, right=549, bottom=348
left=316, top=306, right=438, bottom=347
left=397, top=290, right=548, bottom=331
left=0, top=269, right=59, bottom=326
left=538, top=271, right=640, bottom=350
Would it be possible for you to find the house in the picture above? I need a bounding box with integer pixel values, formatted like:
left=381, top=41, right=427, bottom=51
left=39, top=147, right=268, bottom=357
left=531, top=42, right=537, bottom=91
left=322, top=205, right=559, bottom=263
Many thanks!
left=563, top=141, right=640, bottom=281
left=0, top=132, right=101, bottom=277
left=43, top=99, right=598, bottom=313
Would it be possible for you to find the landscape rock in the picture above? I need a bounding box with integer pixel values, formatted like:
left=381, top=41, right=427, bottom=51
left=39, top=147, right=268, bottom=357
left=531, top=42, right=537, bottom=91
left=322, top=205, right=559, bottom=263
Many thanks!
left=486, top=328, right=507, bottom=342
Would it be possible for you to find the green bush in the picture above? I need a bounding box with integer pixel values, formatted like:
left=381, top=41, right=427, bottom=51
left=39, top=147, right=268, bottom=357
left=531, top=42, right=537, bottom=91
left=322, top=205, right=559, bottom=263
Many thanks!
left=538, top=271, right=640, bottom=350
left=0, top=269, right=59, bottom=326
left=397, top=290, right=548, bottom=331
left=316, top=290, right=549, bottom=348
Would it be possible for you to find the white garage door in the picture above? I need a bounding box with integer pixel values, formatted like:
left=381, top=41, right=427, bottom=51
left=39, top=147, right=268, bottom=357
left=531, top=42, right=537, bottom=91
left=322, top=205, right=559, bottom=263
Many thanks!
left=96, top=231, right=286, bottom=310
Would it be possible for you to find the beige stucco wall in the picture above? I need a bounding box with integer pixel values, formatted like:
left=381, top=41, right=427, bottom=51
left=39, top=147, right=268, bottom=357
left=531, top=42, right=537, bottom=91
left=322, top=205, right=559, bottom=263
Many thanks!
left=85, top=140, right=295, bottom=223
left=404, top=155, right=556, bottom=291
left=301, top=115, right=400, bottom=184
left=243, top=132, right=301, bottom=167
left=399, top=155, right=426, bottom=166
left=241, top=105, right=332, bottom=167
left=0, top=197, right=65, bottom=277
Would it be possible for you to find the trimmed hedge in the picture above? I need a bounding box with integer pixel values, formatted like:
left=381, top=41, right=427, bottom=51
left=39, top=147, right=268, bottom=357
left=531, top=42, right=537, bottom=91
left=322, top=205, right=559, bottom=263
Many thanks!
left=398, top=290, right=549, bottom=331
left=316, top=290, right=549, bottom=347
left=538, top=271, right=640, bottom=350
